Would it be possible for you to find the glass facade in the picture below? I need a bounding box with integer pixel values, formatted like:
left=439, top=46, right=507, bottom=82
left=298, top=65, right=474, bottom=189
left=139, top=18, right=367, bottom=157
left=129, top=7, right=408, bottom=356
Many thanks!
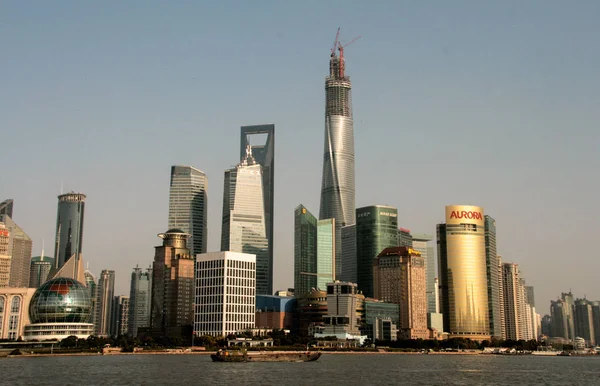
left=340, top=225, right=356, bottom=283
left=95, top=270, right=115, bottom=336
left=240, top=124, right=275, bottom=296
left=316, top=218, right=335, bottom=290
left=320, top=50, right=356, bottom=279
left=221, top=152, right=270, bottom=295
left=29, top=277, right=92, bottom=324
left=294, top=205, right=317, bottom=297
left=438, top=205, right=490, bottom=340
left=128, top=265, right=152, bottom=337
left=29, top=256, right=54, bottom=288
left=356, top=205, right=398, bottom=298
left=363, top=300, right=399, bottom=341
left=484, top=215, right=502, bottom=339
left=53, top=193, right=86, bottom=270
left=168, top=165, right=208, bottom=256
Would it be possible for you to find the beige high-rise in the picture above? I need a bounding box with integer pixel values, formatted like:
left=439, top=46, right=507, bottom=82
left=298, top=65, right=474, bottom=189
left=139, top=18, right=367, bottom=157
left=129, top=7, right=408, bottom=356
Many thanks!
left=0, top=224, right=11, bottom=287
left=437, top=205, right=490, bottom=341
left=374, top=247, right=428, bottom=340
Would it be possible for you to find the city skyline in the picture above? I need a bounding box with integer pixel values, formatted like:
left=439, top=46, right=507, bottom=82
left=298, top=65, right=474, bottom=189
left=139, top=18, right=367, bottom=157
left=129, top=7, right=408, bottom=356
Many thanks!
left=2, top=2, right=600, bottom=311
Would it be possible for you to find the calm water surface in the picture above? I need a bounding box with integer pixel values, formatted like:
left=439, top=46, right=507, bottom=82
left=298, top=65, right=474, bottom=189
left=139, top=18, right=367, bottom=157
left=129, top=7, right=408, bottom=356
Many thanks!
left=1, top=354, right=600, bottom=385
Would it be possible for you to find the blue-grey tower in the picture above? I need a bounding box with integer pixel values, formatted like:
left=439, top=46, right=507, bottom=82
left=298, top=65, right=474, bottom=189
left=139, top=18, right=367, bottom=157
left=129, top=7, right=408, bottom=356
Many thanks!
left=319, top=29, right=359, bottom=277
left=240, top=124, right=274, bottom=294
left=53, top=192, right=86, bottom=270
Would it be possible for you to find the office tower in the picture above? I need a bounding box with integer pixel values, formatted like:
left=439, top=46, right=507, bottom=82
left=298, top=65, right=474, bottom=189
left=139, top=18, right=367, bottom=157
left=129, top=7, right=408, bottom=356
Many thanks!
left=319, top=32, right=357, bottom=279
left=398, top=228, right=413, bottom=247
left=411, top=233, right=435, bottom=313
left=501, top=263, right=524, bottom=340
left=194, top=251, right=256, bottom=337
left=0, top=224, right=10, bottom=287
left=591, top=301, right=600, bottom=347
left=128, top=265, right=152, bottom=337
left=84, top=270, right=98, bottom=331
left=541, top=314, right=552, bottom=337
left=53, top=192, right=86, bottom=270
left=574, top=299, right=595, bottom=346
left=437, top=205, right=490, bottom=340
left=29, top=255, right=54, bottom=288
left=294, top=205, right=317, bottom=297
left=0, top=215, right=33, bottom=288
left=293, top=205, right=335, bottom=297
left=111, top=295, right=130, bottom=336
left=221, top=147, right=270, bottom=295
left=168, top=165, right=208, bottom=256
left=561, top=292, right=576, bottom=340
left=497, top=255, right=506, bottom=339
left=524, top=285, right=538, bottom=339
left=363, top=299, right=399, bottom=341
left=0, top=199, right=13, bottom=218
left=484, top=215, right=502, bottom=339
left=316, top=218, right=335, bottom=289
left=95, top=269, right=115, bottom=336
left=151, top=229, right=195, bottom=340
left=315, top=281, right=365, bottom=340
left=551, top=299, right=571, bottom=339
left=340, top=225, right=356, bottom=283
left=374, top=247, right=428, bottom=340
left=240, top=124, right=275, bottom=292
left=518, top=278, right=533, bottom=340
left=356, top=205, right=398, bottom=298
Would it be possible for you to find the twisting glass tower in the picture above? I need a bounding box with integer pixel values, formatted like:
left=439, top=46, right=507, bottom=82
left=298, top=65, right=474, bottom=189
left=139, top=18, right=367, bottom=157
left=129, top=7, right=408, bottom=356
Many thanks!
left=319, top=29, right=358, bottom=277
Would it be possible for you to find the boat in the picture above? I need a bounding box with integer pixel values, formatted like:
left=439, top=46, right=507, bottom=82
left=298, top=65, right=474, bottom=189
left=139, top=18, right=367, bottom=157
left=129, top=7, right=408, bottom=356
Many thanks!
left=211, top=349, right=322, bottom=362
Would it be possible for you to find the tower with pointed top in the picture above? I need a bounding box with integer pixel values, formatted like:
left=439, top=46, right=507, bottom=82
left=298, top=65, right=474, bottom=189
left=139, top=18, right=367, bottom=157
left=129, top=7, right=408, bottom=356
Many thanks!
left=319, top=30, right=357, bottom=278
left=221, top=146, right=270, bottom=294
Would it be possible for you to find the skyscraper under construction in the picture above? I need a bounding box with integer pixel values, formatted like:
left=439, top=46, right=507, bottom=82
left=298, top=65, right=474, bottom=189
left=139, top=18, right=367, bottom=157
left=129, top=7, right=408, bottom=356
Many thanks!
left=319, top=29, right=359, bottom=278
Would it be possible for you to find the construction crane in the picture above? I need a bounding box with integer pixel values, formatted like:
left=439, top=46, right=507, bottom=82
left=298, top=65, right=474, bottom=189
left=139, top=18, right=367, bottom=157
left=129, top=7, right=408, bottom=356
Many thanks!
left=331, top=27, right=340, bottom=57
left=338, top=34, right=361, bottom=79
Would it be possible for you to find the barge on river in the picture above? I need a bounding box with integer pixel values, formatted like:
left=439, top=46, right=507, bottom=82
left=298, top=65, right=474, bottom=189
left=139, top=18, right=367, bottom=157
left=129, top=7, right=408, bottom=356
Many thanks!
left=211, top=350, right=321, bottom=362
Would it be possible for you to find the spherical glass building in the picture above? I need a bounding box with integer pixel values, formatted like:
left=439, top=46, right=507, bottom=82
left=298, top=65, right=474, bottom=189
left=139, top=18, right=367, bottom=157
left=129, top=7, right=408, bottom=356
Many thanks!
left=29, top=277, right=92, bottom=323
left=24, top=277, right=94, bottom=341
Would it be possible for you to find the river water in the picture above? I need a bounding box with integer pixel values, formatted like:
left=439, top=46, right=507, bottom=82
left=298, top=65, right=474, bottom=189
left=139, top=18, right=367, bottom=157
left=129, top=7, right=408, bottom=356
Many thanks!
left=1, top=354, right=600, bottom=385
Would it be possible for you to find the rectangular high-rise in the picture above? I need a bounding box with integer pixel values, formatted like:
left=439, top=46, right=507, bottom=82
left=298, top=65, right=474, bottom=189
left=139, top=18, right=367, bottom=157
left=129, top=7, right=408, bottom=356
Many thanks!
left=111, top=295, right=130, bottom=336
left=221, top=149, right=270, bottom=295
left=319, top=33, right=356, bottom=279
left=194, top=251, right=256, bottom=337
left=374, top=247, right=428, bottom=340
left=411, top=233, right=435, bottom=314
left=574, top=299, right=595, bottom=346
left=151, top=230, right=195, bottom=341
left=0, top=215, right=33, bottom=288
left=240, top=124, right=274, bottom=293
left=501, top=262, right=523, bottom=340
left=356, top=205, right=398, bottom=298
left=95, top=269, right=115, bottom=336
left=128, top=265, right=152, bottom=337
left=293, top=205, right=335, bottom=297
left=438, top=205, right=490, bottom=341
left=168, top=165, right=208, bottom=256
left=340, top=225, right=356, bottom=283
left=0, top=224, right=10, bottom=287
left=484, top=215, right=502, bottom=339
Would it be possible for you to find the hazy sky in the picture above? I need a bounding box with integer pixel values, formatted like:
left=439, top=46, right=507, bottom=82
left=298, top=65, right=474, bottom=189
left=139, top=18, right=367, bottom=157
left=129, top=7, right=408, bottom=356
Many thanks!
left=2, top=1, right=599, bottom=313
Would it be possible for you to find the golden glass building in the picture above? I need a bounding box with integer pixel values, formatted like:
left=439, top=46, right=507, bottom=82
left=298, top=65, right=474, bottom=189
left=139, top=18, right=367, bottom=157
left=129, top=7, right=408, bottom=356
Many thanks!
left=437, top=205, right=490, bottom=341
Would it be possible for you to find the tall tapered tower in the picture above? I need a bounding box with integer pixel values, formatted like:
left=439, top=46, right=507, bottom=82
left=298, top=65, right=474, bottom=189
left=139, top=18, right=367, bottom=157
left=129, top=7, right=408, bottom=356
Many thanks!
left=319, top=29, right=357, bottom=277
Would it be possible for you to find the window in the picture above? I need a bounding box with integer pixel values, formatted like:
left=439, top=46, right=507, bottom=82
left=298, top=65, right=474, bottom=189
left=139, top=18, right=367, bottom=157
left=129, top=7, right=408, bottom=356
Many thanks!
left=10, top=297, right=20, bottom=313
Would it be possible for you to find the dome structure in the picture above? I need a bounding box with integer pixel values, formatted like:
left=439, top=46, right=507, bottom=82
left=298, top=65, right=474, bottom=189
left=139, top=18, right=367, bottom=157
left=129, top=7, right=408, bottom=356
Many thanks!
left=29, top=277, right=92, bottom=324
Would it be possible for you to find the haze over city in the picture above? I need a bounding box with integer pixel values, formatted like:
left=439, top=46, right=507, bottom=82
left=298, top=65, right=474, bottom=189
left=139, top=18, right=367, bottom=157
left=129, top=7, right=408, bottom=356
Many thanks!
left=1, top=0, right=599, bottom=313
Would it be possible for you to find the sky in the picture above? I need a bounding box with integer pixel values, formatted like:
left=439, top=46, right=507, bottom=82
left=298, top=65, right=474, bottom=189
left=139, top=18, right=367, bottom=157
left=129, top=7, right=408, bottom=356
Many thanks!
left=1, top=1, right=599, bottom=313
